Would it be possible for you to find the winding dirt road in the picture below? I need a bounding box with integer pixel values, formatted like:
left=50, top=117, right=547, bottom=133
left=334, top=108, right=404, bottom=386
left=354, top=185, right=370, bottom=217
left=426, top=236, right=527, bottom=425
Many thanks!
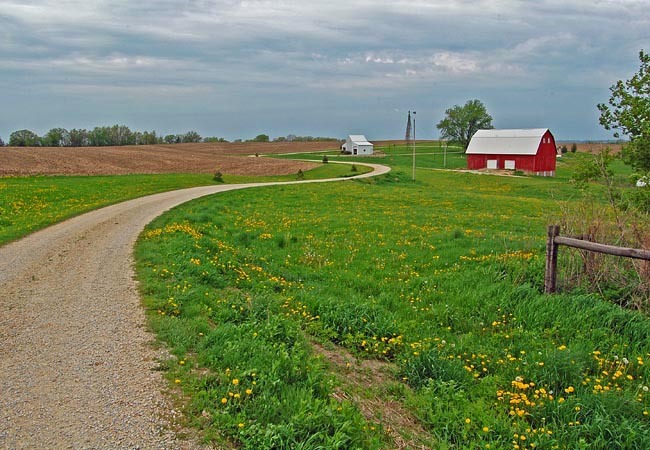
left=0, top=164, right=390, bottom=449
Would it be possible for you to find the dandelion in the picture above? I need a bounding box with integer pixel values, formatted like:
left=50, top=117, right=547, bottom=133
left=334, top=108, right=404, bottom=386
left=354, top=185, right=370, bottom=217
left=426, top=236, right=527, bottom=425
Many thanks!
left=246, top=388, right=253, bottom=395
left=465, top=418, right=471, bottom=424
left=232, top=379, right=239, bottom=385
left=238, top=423, right=245, bottom=428
left=483, top=426, right=489, bottom=432
left=221, top=398, right=227, bottom=404
left=175, top=379, right=181, bottom=384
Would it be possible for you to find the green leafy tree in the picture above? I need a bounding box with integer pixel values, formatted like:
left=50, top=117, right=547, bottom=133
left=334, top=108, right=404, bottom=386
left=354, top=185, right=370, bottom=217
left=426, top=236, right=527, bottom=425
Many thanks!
left=68, top=129, right=89, bottom=147
left=41, top=128, right=70, bottom=147
left=0, top=136, right=5, bottom=146
left=139, top=130, right=159, bottom=145
left=109, top=125, right=135, bottom=146
left=203, top=136, right=228, bottom=143
left=252, top=134, right=269, bottom=142
left=9, top=129, right=41, bottom=146
left=436, top=99, right=493, bottom=151
left=88, top=127, right=110, bottom=146
left=164, top=134, right=180, bottom=144
left=181, top=131, right=202, bottom=143
left=597, top=50, right=650, bottom=171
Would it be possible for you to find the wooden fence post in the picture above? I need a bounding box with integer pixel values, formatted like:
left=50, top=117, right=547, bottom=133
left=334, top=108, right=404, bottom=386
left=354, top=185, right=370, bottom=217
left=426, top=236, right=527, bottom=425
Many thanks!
left=545, top=225, right=560, bottom=294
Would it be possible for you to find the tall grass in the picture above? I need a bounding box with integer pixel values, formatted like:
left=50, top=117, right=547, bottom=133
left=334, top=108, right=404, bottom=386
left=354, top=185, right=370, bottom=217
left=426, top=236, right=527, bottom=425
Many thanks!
left=553, top=150, right=650, bottom=307
left=136, top=163, right=650, bottom=448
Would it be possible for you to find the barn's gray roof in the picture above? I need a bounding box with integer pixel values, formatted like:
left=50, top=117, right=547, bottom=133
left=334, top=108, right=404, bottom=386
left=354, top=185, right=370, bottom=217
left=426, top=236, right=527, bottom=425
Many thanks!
left=347, top=135, right=373, bottom=145
left=466, top=128, right=551, bottom=155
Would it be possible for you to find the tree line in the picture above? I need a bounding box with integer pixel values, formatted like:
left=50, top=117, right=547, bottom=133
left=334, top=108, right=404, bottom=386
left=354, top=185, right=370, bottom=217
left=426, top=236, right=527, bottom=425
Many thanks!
left=0, top=127, right=340, bottom=148
left=229, top=134, right=340, bottom=143
left=0, top=126, right=207, bottom=147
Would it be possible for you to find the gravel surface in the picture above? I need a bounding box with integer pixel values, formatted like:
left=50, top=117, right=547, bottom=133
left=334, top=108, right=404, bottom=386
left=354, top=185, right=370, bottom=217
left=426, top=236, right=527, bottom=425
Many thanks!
left=0, top=165, right=389, bottom=449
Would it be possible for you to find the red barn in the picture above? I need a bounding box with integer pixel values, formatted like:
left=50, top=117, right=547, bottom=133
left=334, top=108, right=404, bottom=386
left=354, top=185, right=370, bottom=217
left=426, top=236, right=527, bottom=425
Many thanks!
left=466, top=128, right=557, bottom=176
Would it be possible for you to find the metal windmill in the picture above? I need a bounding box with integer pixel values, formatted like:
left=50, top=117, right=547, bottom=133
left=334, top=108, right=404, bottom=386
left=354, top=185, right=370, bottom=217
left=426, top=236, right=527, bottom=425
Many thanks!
left=405, top=110, right=412, bottom=148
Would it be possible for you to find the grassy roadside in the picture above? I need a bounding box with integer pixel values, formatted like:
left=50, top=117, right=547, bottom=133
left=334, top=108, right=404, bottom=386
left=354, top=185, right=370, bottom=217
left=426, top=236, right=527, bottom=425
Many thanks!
left=0, top=163, right=364, bottom=246
left=0, top=173, right=213, bottom=244
left=134, top=161, right=650, bottom=449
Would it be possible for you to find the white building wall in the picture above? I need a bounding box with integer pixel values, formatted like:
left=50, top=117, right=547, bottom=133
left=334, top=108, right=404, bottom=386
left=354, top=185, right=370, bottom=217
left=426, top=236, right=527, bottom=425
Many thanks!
left=345, top=135, right=373, bottom=155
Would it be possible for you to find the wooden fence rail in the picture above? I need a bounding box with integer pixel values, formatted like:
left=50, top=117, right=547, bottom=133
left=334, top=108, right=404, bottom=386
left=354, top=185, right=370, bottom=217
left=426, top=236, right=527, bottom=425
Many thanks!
left=545, top=225, right=650, bottom=294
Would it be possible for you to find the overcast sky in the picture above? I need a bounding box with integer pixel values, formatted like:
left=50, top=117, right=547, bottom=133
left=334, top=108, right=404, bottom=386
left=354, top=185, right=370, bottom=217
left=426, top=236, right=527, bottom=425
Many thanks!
left=1, top=0, right=648, bottom=142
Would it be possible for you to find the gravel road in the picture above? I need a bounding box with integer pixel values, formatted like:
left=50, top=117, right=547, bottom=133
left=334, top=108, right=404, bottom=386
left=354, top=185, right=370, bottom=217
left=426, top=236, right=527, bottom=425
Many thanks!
left=0, top=164, right=389, bottom=449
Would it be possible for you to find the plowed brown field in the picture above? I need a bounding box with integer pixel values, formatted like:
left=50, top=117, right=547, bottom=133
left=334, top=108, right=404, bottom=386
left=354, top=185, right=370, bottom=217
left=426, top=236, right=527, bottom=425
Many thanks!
left=0, top=141, right=341, bottom=177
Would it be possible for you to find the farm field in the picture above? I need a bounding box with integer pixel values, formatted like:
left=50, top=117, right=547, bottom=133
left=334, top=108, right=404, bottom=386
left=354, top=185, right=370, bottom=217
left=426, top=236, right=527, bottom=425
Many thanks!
left=2, top=140, right=645, bottom=448
left=135, top=150, right=650, bottom=449
left=0, top=141, right=337, bottom=176
left=0, top=141, right=372, bottom=245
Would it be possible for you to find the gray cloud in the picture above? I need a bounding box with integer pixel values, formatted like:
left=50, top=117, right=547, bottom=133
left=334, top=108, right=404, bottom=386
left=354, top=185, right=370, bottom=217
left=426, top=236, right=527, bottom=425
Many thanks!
left=0, top=0, right=647, bottom=141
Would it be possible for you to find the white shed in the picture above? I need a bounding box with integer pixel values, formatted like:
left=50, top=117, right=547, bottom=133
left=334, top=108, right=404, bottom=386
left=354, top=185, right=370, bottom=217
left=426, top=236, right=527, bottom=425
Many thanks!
left=343, top=135, right=374, bottom=155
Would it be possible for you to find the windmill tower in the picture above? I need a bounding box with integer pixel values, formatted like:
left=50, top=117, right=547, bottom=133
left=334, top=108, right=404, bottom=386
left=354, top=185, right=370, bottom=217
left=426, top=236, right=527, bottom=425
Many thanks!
left=405, top=110, right=412, bottom=148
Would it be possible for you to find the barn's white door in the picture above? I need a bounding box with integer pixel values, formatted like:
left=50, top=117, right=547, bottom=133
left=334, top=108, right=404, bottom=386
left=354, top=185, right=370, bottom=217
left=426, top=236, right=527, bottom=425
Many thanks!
left=487, top=160, right=498, bottom=169
left=505, top=160, right=516, bottom=170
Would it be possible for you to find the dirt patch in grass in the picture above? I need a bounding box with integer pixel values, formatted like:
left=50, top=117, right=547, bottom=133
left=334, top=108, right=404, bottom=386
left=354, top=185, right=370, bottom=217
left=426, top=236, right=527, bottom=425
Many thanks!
left=312, top=341, right=434, bottom=450
left=0, top=141, right=340, bottom=177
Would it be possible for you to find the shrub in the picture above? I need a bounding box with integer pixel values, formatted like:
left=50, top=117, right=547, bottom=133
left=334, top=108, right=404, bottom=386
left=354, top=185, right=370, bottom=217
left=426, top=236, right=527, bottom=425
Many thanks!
left=322, top=155, right=329, bottom=164
left=213, top=169, right=224, bottom=182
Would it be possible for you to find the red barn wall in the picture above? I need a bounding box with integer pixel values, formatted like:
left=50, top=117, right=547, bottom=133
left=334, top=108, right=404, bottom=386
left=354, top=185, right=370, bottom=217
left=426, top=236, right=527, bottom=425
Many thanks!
left=533, top=130, right=557, bottom=174
left=467, top=130, right=557, bottom=176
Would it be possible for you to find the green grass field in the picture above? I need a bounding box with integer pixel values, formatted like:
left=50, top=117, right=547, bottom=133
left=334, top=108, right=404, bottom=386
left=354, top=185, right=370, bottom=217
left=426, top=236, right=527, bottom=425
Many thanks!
left=275, top=142, right=470, bottom=171
left=0, top=163, right=365, bottom=245
left=134, top=151, right=650, bottom=449
left=0, top=174, right=214, bottom=243
left=4, top=147, right=648, bottom=449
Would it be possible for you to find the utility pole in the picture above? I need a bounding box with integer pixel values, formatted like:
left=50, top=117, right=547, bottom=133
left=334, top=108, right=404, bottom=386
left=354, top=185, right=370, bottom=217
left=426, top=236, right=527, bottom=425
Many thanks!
left=444, top=140, right=448, bottom=168
left=412, top=111, right=416, bottom=181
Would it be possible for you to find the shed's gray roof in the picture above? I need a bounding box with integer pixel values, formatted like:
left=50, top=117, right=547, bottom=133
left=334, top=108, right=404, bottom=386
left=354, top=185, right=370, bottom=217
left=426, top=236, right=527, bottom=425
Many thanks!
left=466, top=128, right=551, bottom=155
left=347, top=135, right=373, bottom=146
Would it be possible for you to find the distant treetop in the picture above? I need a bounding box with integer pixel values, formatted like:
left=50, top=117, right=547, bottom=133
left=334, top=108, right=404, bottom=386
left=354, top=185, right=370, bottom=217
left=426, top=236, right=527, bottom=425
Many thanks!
left=3, top=126, right=342, bottom=147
